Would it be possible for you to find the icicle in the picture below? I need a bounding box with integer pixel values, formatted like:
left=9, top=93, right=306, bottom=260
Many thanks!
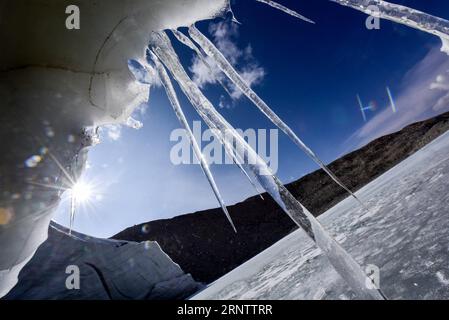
left=170, top=29, right=233, bottom=98
left=188, top=25, right=365, bottom=208
left=69, top=193, right=76, bottom=235
left=128, top=59, right=153, bottom=85
left=442, top=38, right=449, bottom=54
left=224, top=141, right=266, bottom=201
left=331, top=0, right=449, bottom=55
left=149, top=51, right=237, bottom=233
left=239, top=164, right=265, bottom=201
left=149, top=31, right=386, bottom=300
left=164, top=33, right=264, bottom=199
left=255, top=0, right=315, bottom=24
left=125, top=117, right=143, bottom=130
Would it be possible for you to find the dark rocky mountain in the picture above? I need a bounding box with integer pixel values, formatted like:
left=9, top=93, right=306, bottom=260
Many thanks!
left=113, top=111, right=449, bottom=284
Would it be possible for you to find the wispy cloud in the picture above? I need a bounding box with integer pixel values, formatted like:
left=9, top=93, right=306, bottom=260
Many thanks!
left=102, top=124, right=122, bottom=141
left=345, top=47, right=449, bottom=152
left=430, top=69, right=449, bottom=111
left=189, top=21, right=265, bottom=108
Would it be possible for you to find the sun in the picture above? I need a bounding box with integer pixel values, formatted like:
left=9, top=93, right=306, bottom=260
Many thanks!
left=71, top=181, right=93, bottom=203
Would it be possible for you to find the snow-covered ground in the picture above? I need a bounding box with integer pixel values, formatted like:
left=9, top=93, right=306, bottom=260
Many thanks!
left=193, top=131, right=449, bottom=300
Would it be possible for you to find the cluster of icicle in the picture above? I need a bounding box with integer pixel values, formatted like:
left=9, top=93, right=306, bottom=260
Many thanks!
left=135, top=0, right=449, bottom=300
left=332, top=0, right=449, bottom=54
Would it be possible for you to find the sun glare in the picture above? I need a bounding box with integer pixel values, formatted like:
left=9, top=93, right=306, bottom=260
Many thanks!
left=71, top=181, right=93, bottom=203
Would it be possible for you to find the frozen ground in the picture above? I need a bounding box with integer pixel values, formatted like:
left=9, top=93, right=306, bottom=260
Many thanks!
left=193, top=132, right=449, bottom=300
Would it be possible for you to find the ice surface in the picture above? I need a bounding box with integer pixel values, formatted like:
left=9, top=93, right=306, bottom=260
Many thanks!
left=149, top=31, right=384, bottom=300
left=255, top=0, right=315, bottom=24
left=150, top=51, right=237, bottom=232
left=4, top=222, right=200, bottom=299
left=188, top=25, right=365, bottom=208
left=193, top=132, right=449, bottom=300
left=331, top=0, right=449, bottom=54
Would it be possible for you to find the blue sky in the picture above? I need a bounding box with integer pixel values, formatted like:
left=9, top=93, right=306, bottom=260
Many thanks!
left=54, top=0, right=449, bottom=237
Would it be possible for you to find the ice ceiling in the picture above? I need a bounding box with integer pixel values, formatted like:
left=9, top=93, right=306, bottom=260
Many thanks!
left=1, top=0, right=449, bottom=299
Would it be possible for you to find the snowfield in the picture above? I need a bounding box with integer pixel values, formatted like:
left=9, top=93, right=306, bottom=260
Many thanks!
left=193, top=131, right=449, bottom=300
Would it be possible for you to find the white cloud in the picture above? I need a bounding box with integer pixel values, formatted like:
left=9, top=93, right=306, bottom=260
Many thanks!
left=102, top=124, right=122, bottom=141
left=430, top=74, right=449, bottom=91
left=345, top=46, right=449, bottom=152
left=433, top=94, right=449, bottom=111
left=209, top=21, right=243, bottom=65
left=218, top=95, right=229, bottom=109
left=189, top=20, right=265, bottom=107
left=230, top=64, right=266, bottom=100
left=190, top=55, right=222, bottom=88
left=430, top=69, right=449, bottom=111
left=134, top=102, right=149, bottom=116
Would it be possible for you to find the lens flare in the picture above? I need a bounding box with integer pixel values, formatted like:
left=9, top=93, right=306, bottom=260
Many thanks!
left=386, top=86, right=397, bottom=113
left=71, top=181, right=92, bottom=203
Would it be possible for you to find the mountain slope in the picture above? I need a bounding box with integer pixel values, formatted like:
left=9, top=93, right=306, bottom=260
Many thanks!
left=113, top=111, right=449, bottom=284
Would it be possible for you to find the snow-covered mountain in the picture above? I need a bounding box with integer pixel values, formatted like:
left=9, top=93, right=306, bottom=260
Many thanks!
left=3, top=222, right=200, bottom=300
left=193, top=130, right=449, bottom=300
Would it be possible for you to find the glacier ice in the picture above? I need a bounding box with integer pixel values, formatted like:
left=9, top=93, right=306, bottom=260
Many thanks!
left=255, top=0, right=315, bottom=24
left=150, top=51, right=237, bottom=232
left=331, top=0, right=449, bottom=55
left=149, top=31, right=385, bottom=300
left=188, top=25, right=366, bottom=208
